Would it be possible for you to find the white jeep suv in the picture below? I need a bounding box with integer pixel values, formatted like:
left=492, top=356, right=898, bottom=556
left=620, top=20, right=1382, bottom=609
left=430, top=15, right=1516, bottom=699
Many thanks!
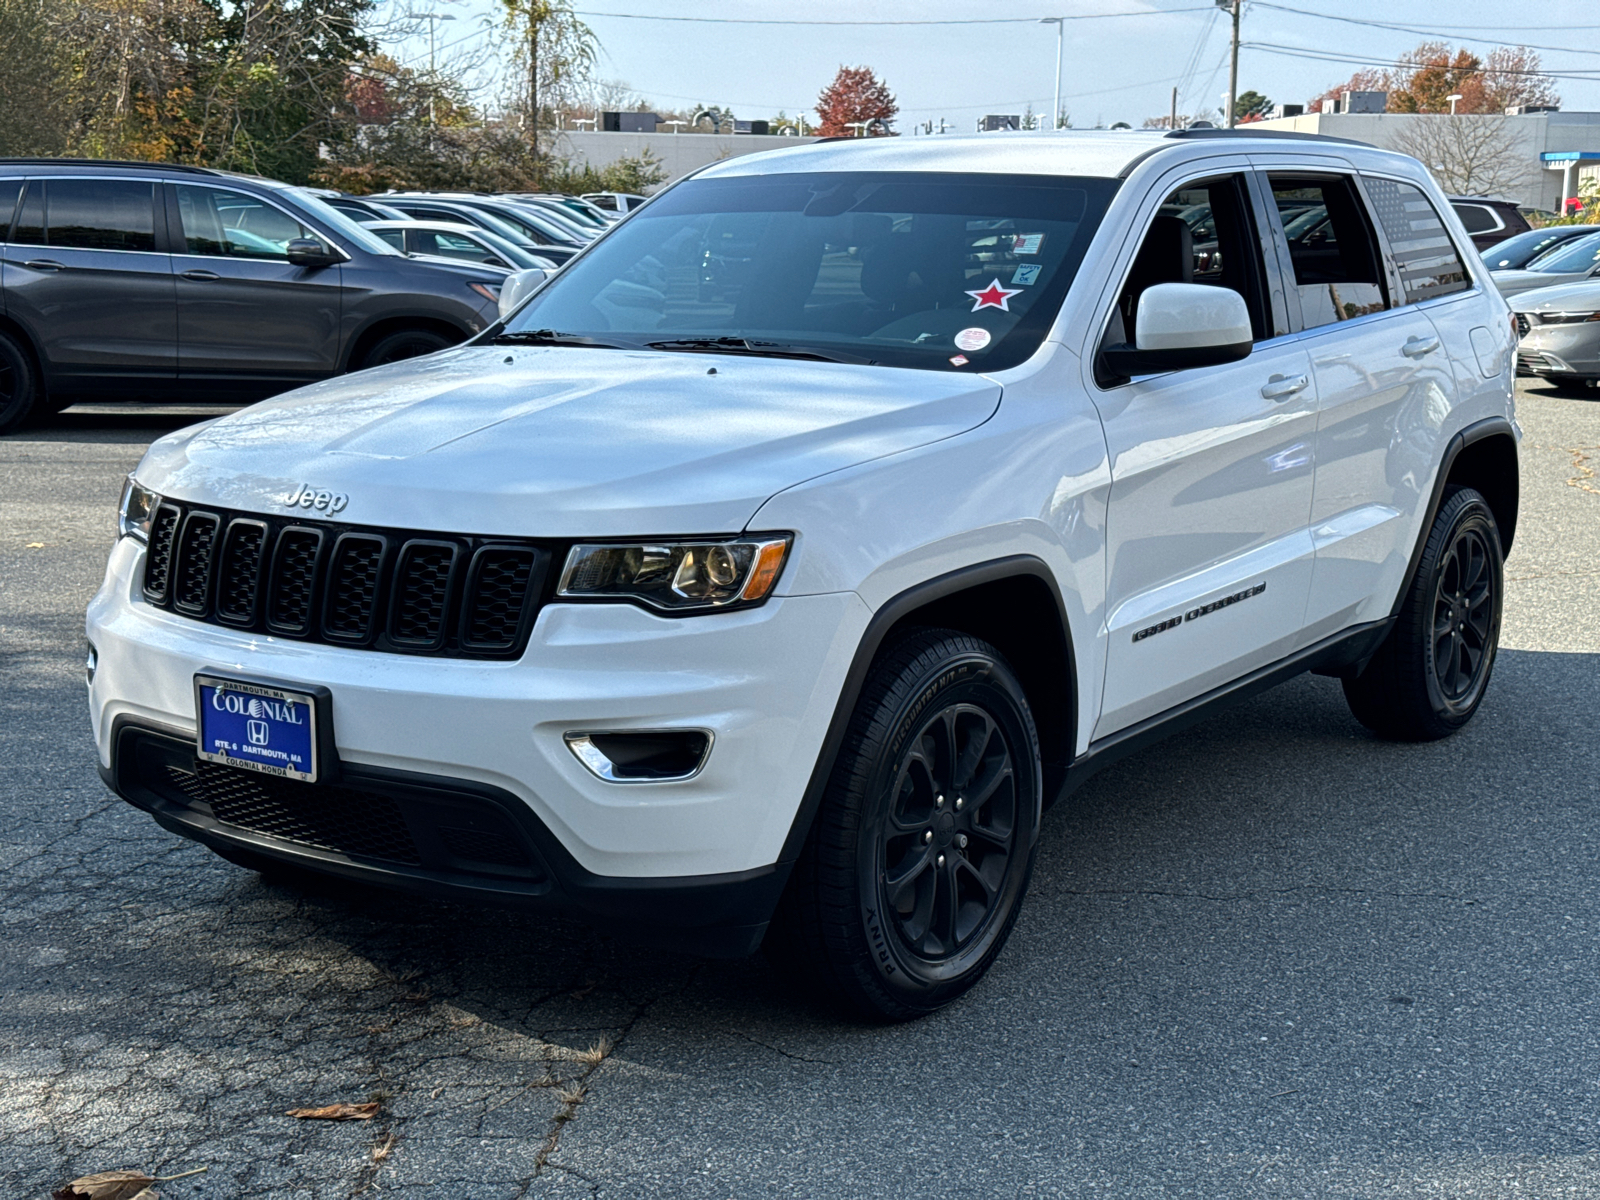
left=89, top=130, right=1519, bottom=1020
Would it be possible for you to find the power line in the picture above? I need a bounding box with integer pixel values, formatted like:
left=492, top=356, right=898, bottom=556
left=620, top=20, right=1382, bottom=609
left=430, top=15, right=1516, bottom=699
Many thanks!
left=1243, top=41, right=1600, bottom=80
left=1251, top=2, right=1600, bottom=34
left=569, top=5, right=1212, bottom=26
left=1252, top=2, right=1600, bottom=60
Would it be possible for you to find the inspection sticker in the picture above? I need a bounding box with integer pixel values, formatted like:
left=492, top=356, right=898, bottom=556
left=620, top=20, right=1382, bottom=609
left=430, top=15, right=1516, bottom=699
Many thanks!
left=1011, top=263, right=1041, bottom=286
left=954, top=327, right=992, bottom=352
left=1011, top=233, right=1044, bottom=254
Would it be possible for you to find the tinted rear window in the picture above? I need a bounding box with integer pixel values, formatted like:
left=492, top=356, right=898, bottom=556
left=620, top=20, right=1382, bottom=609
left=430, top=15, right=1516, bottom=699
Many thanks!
left=1452, top=204, right=1497, bottom=234
left=46, top=179, right=156, bottom=251
left=1364, top=178, right=1471, bottom=303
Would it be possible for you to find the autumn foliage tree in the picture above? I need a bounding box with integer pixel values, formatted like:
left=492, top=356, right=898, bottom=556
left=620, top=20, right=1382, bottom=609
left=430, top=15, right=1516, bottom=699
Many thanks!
left=1310, top=43, right=1559, bottom=115
left=816, top=65, right=897, bottom=136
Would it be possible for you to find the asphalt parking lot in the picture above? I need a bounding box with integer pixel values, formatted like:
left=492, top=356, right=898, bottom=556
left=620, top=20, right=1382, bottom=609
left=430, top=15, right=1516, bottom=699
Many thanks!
left=2, top=379, right=1598, bottom=1199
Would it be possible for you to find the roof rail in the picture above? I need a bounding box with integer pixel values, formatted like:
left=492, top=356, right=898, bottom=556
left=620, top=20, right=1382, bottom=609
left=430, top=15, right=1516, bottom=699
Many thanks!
left=0, top=156, right=223, bottom=175
left=1162, top=128, right=1370, bottom=147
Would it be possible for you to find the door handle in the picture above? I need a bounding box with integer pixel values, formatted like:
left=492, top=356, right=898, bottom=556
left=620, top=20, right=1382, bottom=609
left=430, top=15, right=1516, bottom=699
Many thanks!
left=1402, top=335, right=1441, bottom=358
left=24, top=259, right=64, bottom=272
left=1260, top=373, right=1309, bottom=401
left=180, top=269, right=221, bottom=281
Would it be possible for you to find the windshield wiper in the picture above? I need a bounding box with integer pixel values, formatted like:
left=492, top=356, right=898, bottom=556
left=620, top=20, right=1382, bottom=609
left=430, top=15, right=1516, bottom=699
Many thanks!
left=491, top=328, right=633, bottom=349
left=645, top=336, right=873, bottom=365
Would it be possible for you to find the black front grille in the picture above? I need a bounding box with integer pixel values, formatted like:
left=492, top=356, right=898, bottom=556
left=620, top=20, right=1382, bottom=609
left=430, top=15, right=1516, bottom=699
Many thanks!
left=172, top=512, right=220, bottom=615
left=1516, top=313, right=1531, bottom=337
left=168, top=760, right=423, bottom=865
left=121, top=726, right=549, bottom=884
left=215, top=520, right=267, bottom=625
left=141, top=501, right=552, bottom=660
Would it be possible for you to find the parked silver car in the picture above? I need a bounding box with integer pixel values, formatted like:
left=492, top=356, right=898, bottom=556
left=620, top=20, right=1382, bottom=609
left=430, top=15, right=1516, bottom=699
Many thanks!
left=1511, top=280, right=1600, bottom=385
left=1492, top=230, right=1600, bottom=297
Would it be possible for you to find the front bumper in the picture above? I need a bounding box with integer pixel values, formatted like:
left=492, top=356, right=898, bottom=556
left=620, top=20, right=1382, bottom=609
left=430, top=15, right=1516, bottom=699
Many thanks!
left=1516, top=322, right=1600, bottom=378
left=88, top=537, right=869, bottom=943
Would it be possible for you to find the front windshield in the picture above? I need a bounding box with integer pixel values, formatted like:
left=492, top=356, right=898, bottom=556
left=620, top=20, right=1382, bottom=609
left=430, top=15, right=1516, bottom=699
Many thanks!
left=1529, top=231, right=1600, bottom=273
left=500, top=170, right=1116, bottom=371
left=288, top=189, right=403, bottom=256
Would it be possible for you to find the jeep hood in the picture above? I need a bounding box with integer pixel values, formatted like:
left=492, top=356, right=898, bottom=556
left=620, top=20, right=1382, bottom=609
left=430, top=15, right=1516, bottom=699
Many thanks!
left=139, top=345, right=1002, bottom=536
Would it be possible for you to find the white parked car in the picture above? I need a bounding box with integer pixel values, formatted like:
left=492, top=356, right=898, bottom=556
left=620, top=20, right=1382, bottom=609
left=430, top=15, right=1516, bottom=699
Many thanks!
left=90, top=130, right=1518, bottom=1020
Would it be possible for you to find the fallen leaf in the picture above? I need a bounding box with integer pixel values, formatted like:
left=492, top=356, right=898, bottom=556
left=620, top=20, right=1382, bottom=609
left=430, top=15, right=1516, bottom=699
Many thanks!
left=52, top=1171, right=154, bottom=1200
left=25, top=542, right=45, bottom=549
left=286, top=1101, right=381, bottom=1121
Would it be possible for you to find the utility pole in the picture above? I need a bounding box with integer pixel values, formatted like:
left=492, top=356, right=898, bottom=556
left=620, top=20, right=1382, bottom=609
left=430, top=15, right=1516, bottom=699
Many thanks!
left=1217, top=0, right=1240, bottom=128
left=1170, top=85, right=1177, bottom=130
left=1040, top=17, right=1064, bottom=130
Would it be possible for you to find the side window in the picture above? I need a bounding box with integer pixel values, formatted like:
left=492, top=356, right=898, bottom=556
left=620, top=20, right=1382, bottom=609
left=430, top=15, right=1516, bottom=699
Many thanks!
left=1364, top=177, right=1472, bottom=305
left=423, top=231, right=494, bottom=263
left=1452, top=203, right=1497, bottom=235
left=1265, top=175, right=1386, bottom=329
left=373, top=228, right=405, bottom=252
left=0, top=179, right=23, bottom=243
left=45, top=179, right=156, bottom=252
left=173, top=184, right=314, bottom=261
left=1104, top=173, right=1269, bottom=350
left=12, top=180, right=42, bottom=245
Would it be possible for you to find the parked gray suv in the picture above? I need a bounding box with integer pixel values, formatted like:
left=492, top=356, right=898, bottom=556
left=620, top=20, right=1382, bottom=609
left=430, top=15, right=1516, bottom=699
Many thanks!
left=0, top=159, right=512, bottom=433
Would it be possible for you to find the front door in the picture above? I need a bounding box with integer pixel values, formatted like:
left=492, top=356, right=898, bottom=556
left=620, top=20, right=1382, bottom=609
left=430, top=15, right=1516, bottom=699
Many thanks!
left=0, top=177, right=175, bottom=385
left=1090, top=172, right=1319, bottom=738
left=167, top=183, right=343, bottom=387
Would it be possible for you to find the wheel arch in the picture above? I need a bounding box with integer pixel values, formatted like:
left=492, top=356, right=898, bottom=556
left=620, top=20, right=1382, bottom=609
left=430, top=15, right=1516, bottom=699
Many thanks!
left=0, top=312, right=48, bottom=389
left=776, top=556, right=1077, bottom=867
left=1444, top=425, right=1519, bottom=554
left=341, top=314, right=472, bottom=373
left=1391, top=416, right=1519, bottom=624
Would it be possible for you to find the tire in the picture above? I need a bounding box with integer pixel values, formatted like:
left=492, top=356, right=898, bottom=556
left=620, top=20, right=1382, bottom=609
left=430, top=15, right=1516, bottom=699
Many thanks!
left=0, top=331, right=41, bottom=435
left=766, top=629, right=1043, bottom=1021
left=354, top=327, right=457, bottom=371
left=1342, top=485, right=1504, bottom=741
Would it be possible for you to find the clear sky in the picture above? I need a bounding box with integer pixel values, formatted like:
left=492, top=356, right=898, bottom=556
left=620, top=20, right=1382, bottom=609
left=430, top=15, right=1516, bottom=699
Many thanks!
left=380, top=0, right=1600, bottom=132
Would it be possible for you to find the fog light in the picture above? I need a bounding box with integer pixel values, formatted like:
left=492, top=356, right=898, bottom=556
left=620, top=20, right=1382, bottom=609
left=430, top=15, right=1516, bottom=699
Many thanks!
left=85, top=640, right=98, bottom=685
left=564, top=730, right=712, bottom=782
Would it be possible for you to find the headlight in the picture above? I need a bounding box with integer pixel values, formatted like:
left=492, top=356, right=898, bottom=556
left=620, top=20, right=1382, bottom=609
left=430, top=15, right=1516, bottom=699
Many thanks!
left=557, top=536, right=791, bottom=612
left=468, top=281, right=503, bottom=303
left=117, top=476, right=159, bottom=542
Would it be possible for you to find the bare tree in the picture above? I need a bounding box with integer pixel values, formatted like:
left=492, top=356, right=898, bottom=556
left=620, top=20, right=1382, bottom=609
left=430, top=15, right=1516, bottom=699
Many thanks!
left=1390, top=115, right=1530, bottom=197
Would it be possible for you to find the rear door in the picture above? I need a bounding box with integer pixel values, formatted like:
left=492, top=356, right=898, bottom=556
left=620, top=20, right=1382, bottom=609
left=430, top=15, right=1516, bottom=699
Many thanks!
left=167, top=182, right=344, bottom=386
left=1261, top=170, right=1461, bottom=635
left=0, top=176, right=176, bottom=385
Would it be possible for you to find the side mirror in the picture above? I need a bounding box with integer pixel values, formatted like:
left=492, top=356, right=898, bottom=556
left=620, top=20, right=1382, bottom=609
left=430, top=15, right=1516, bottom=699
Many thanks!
left=286, top=238, right=340, bottom=268
left=1101, top=282, right=1252, bottom=378
left=498, top=267, right=550, bottom=321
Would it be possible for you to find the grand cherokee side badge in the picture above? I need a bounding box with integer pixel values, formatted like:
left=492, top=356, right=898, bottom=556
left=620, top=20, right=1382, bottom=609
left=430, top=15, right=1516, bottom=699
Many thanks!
left=1132, top=582, right=1266, bottom=643
left=284, top=484, right=350, bottom=515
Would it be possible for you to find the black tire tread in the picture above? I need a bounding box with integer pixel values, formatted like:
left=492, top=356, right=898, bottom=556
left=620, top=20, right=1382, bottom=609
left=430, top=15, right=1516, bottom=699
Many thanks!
left=1343, top=485, right=1501, bottom=741
left=768, top=627, right=1039, bottom=1021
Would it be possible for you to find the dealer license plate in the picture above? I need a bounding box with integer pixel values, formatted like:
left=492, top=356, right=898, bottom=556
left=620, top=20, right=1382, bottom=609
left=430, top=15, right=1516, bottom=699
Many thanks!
left=195, top=675, right=319, bottom=782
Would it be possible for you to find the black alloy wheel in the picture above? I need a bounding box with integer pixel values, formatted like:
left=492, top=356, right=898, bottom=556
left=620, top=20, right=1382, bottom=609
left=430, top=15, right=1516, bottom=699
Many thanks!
left=1430, top=522, right=1495, bottom=706
left=1343, top=485, right=1504, bottom=740
left=767, top=629, right=1042, bottom=1020
left=357, top=328, right=457, bottom=370
left=0, top=331, right=40, bottom=435
left=876, top=703, right=1019, bottom=963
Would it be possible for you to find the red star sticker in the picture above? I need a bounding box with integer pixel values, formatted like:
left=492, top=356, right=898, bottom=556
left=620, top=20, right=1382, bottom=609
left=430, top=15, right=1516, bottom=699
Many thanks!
left=965, top=278, right=1023, bottom=312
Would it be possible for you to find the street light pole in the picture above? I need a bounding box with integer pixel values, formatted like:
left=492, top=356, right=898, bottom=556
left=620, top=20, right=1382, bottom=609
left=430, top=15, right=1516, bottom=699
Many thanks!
left=1040, top=17, right=1064, bottom=130
left=419, top=12, right=456, bottom=128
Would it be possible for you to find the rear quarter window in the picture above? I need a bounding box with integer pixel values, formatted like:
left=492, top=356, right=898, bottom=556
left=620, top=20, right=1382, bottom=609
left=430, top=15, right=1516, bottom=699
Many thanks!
left=1452, top=204, right=1498, bottom=235
left=1364, top=178, right=1472, bottom=304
